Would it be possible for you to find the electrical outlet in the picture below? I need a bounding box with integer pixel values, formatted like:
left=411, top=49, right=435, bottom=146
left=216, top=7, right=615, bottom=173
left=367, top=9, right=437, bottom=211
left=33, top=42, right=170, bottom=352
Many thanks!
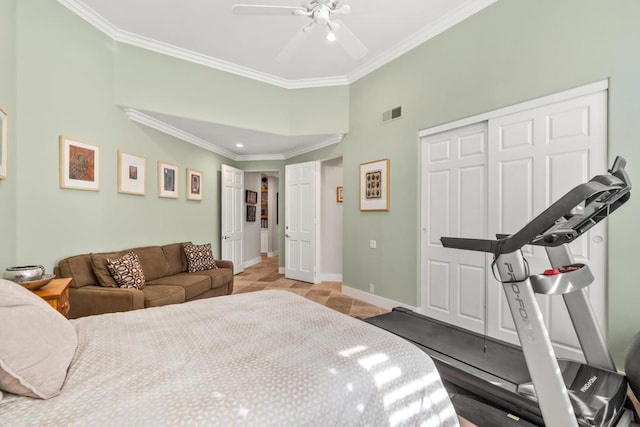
left=369, top=240, right=377, bottom=249
left=369, top=283, right=375, bottom=293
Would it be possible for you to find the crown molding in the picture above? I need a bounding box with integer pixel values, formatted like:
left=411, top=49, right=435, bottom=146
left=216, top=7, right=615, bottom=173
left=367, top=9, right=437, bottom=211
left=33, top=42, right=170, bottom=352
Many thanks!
left=346, top=0, right=497, bottom=83
left=57, top=0, right=348, bottom=89
left=123, top=108, right=240, bottom=160
left=282, top=133, right=344, bottom=159
left=58, top=0, right=494, bottom=89
left=124, top=108, right=343, bottom=161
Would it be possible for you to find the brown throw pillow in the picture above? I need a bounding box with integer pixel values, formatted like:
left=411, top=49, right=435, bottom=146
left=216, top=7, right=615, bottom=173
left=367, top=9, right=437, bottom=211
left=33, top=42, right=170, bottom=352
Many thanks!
left=183, top=243, right=217, bottom=273
left=90, top=252, right=123, bottom=287
left=107, top=252, right=146, bottom=290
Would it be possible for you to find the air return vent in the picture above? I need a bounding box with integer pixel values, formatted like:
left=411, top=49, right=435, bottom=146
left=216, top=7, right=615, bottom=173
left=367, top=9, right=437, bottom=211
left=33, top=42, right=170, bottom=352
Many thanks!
left=382, top=106, right=402, bottom=123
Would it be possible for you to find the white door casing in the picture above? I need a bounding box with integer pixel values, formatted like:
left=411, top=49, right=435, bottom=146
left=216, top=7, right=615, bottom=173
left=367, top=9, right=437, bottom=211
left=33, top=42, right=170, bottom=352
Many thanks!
left=221, top=164, right=244, bottom=274
left=285, top=161, right=320, bottom=283
left=419, top=88, right=608, bottom=361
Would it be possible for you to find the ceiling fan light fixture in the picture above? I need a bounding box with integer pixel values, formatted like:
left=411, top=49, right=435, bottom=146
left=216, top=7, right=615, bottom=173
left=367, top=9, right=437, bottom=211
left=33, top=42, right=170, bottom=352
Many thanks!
left=326, top=30, right=337, bottom=42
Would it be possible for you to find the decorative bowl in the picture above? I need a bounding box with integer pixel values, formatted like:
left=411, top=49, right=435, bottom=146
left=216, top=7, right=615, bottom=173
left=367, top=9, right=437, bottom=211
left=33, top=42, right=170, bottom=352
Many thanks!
left=3, top=265, right=46, bottom=282
left=16, top=274, right=56, bottom=291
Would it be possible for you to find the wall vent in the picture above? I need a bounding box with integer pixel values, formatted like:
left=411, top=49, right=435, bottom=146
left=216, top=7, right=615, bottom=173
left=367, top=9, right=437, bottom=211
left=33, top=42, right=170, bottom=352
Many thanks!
left=382, top=106, right=402, bottom=123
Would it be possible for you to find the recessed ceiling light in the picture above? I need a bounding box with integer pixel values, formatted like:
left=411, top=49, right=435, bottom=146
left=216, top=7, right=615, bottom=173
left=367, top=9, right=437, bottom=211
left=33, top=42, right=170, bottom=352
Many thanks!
left=236, top=143, right=244, bottom=148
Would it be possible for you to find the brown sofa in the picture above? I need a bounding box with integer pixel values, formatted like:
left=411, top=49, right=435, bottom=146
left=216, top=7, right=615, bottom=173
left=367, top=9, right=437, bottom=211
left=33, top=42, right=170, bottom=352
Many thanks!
left=56, top=242, right=233, bottom=319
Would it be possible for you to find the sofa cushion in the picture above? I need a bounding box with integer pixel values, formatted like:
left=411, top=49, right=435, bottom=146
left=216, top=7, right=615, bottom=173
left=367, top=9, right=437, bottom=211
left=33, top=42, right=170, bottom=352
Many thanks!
left=91, top=251, right=123, bottom=287
left=0, top=279, right=78, bottom=399
left=142, top=285, right=185, bottom=308
left=57, top=254, right=97, bottom=288
left=183, top=243, right=217, bottom=273
left=162, top=242, right=191, bottom=275
left=147, top=274, right=211, bottom=300
left=194, top=268, right=234, bottom=291
left=131, top=246, right=171, bottom=282
left=107, top=252, right=146, bottom=290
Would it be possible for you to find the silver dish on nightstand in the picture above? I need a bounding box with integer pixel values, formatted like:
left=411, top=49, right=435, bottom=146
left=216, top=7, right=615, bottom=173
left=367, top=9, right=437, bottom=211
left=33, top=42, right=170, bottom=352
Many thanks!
left=3, top=265, right=47, bottom=283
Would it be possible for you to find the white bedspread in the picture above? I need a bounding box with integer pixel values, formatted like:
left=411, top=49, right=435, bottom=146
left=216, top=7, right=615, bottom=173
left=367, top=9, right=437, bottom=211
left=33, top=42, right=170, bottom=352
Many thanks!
left=0, top=290, right=458, bottom=426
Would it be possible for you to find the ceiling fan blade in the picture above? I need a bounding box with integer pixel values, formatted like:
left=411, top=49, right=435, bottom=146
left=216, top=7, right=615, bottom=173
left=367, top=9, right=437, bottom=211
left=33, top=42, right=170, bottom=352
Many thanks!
left=330, top=4, right=351, bottom=14
left=276, top=25, right=316, bottom=62
left=232, top=4, right=305, bottom=16
left=333, top=20, right=367, bottom=60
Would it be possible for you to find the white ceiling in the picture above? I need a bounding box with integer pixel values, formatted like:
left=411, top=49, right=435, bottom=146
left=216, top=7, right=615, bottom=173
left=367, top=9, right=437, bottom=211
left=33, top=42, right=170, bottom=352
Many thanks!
left=59, top=0, right=496, bottom=159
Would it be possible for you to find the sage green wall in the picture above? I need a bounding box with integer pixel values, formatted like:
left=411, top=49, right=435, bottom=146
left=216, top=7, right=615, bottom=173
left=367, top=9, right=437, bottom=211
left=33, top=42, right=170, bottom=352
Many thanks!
left=114, top=45, right=349, bottom=136
left=343, top=0, right=640, bottom=363
left=0, top=0, right=17, bottom=270
left=13, top=0, right=233, bottom=272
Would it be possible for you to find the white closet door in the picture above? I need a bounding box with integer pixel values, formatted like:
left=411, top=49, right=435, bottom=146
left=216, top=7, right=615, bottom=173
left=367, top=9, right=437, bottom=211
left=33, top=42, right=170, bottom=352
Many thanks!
left=486, top=91, right=608, bottom=360
left=420, top=122, right=488, bottom=333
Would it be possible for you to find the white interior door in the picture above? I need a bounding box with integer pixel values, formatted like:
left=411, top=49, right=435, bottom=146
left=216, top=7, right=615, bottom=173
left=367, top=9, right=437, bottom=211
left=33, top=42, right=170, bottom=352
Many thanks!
left=420, top=122, right=489, bottom=334
left=285, top=162, right=320, bottom=283
left=486, top=90, right=607, bottom=360
left=221, top=164, right=244, bottom=274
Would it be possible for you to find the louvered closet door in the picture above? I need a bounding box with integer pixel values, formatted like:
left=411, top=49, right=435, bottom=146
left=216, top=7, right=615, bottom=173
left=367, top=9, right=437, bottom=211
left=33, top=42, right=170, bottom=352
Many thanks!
left=486, top=91, right=607, bottom=361
left=421, top=122, right=489, bottom=333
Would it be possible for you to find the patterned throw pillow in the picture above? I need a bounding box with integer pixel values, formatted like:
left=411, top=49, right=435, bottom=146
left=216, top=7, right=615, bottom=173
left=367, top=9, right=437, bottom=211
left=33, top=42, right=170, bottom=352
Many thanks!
left=107, top=252, right=146, bottom=290
left=183, top=243, right=217, bottom=273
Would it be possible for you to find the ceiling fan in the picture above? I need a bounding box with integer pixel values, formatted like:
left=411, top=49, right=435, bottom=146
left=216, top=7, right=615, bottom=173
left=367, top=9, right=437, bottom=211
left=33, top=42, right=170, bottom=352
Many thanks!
left=232, top=0, right=368, bottom=61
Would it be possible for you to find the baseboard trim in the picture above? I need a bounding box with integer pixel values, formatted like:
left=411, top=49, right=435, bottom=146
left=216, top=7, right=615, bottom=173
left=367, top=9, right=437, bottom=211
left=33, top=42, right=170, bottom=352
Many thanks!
left=278, top=267, right=285, bottom=274
left=321, top=273, right=343, bottom=282
left=244, top=257, right=262, bottom=269
left=267, top=250, right=279, bottom=257
left=342, top=286, right=417, bottom=312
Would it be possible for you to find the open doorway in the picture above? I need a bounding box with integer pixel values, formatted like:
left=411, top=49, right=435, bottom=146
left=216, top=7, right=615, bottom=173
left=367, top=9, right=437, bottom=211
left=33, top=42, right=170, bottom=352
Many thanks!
left=244, top=172, right=279, bottom=268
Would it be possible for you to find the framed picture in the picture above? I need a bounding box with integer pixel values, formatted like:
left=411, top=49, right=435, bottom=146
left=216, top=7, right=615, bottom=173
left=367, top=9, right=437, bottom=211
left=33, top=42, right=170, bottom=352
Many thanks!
left=246, top=190, right=257, bottom=204
left=336, top=186, right=343, bottom=203
left=117, top=150, right=146, bottom=195
left=158, top=161, right=179, bottom=198
left=0, top=108, right=7, bottom=179
left=187, top=168, right=203, bottom=201
left=59, top=135, right=101, bottom=191
left=359, top=158, right=390, bottom=211
left=246, top=204, right=256, bottom=222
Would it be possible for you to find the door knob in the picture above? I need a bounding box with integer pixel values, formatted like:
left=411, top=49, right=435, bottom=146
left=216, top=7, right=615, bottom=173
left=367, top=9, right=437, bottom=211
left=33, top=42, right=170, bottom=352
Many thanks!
left=286, top=234, right=290, bottom=238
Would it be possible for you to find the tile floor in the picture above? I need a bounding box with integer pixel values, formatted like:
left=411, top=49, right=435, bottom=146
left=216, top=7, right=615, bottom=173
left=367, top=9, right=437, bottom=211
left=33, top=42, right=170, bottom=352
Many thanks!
left=232, top=255, right=388, bottom=319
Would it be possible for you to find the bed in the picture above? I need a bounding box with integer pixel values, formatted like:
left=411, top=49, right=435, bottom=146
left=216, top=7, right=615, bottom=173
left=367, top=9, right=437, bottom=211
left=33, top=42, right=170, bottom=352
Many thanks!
left=0, top=280, right=458, bottom=426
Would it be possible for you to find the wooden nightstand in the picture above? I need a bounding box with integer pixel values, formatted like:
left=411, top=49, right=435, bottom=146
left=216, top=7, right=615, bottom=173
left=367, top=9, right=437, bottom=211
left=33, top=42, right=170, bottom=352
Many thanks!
left=34, top=278, right=71, bottom=319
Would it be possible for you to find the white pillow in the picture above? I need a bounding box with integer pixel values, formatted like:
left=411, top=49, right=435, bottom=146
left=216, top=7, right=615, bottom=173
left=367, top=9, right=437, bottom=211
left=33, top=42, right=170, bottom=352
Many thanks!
left=0, top=279, right=78, bottom=399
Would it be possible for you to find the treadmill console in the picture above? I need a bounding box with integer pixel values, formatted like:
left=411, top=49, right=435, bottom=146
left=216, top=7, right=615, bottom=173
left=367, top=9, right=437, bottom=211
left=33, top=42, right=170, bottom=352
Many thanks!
left=441, top=156, right=632, bottom=256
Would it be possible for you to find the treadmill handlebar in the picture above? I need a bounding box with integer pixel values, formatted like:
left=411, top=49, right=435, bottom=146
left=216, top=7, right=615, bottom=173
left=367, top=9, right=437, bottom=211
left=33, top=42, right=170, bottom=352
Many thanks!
left=440, top=156, right=632, bottom=256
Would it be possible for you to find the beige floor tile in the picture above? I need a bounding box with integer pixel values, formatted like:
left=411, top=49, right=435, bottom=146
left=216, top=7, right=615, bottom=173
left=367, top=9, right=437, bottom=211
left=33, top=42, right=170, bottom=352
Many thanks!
left=232, top=256, right=385, bottom=319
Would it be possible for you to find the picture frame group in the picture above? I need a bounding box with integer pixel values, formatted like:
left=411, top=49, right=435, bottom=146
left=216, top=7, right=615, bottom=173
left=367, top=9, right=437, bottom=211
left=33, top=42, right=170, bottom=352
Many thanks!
left=58, top=134, right=204, bottom=201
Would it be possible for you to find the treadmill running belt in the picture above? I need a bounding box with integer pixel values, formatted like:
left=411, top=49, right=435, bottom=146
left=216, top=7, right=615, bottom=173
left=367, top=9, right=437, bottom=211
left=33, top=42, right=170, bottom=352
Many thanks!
left=365, top=310, right=531, bottom=385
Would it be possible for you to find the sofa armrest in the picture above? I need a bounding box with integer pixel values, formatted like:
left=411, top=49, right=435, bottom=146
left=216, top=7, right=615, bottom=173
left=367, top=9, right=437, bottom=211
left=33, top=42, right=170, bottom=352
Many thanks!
left=69, top=286, right=144, bottom=318
left=215, top=260, right=234, bottom=275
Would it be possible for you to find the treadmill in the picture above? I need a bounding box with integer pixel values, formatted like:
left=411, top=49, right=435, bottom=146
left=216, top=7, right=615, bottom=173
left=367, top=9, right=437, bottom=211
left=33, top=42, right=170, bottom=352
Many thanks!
left=365, top=157, right=633, bottom=427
